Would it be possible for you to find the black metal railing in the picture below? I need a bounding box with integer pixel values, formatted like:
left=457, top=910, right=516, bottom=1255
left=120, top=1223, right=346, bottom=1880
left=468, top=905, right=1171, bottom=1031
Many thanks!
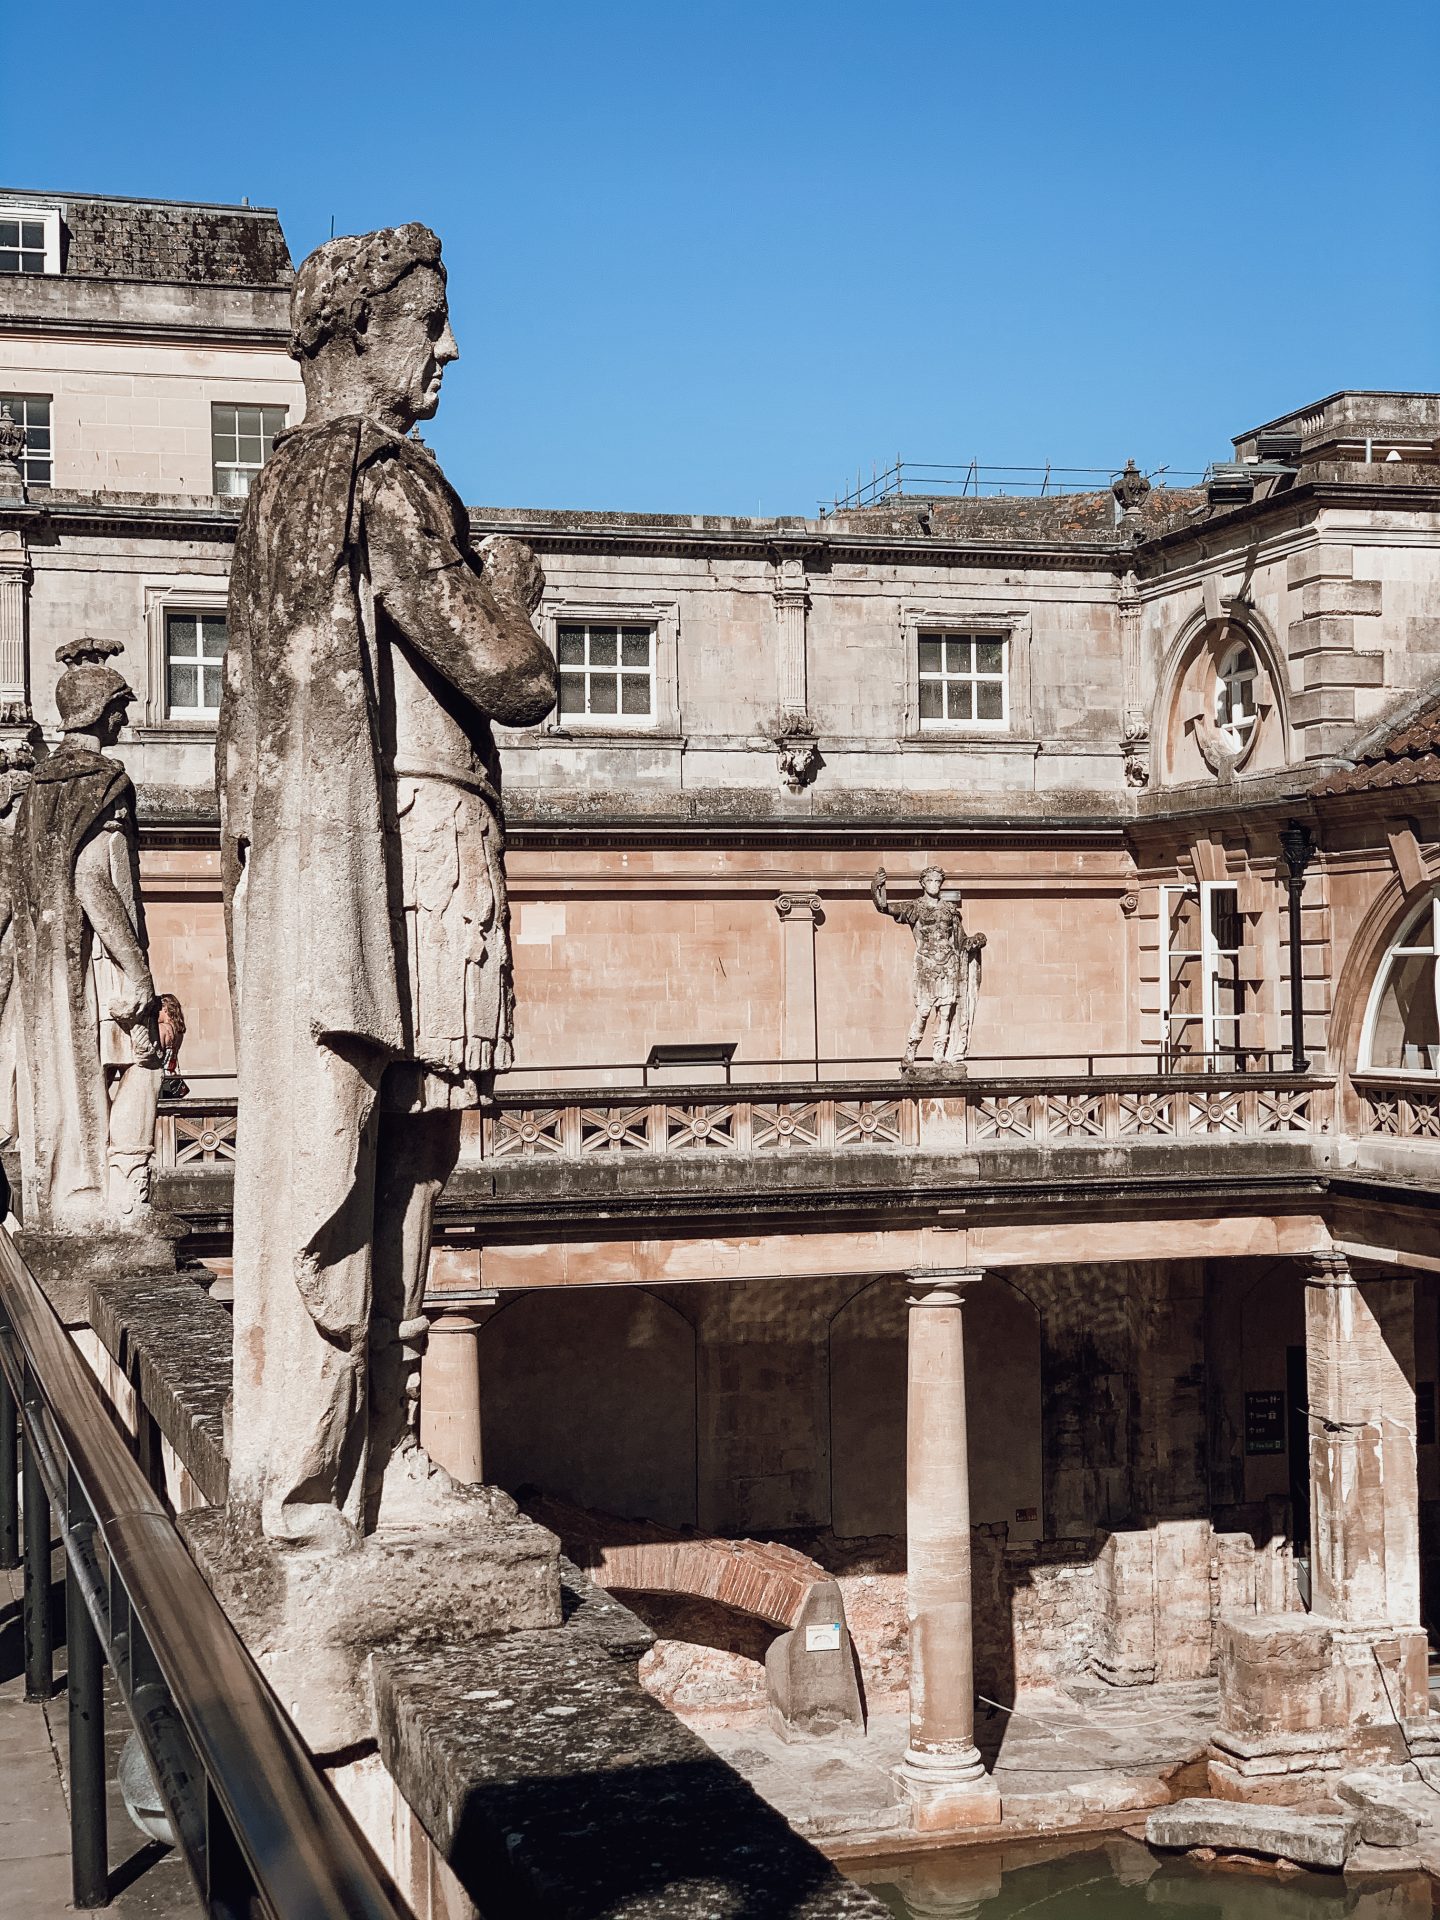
left=0, top=1228, right=405, bottom=1917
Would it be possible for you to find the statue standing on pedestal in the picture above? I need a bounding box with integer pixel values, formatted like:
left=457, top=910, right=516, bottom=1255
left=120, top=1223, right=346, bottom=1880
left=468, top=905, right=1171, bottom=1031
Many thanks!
left=12, top=644, right=169, bottom=1229
left=219, top=224, right=557, bottom=1550
left=873, top=865, right=986, bottom=1068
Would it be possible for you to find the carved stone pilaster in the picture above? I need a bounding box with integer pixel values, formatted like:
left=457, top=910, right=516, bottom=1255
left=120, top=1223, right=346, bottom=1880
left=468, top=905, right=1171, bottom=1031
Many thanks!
left=0, top=532, right=32, bottom=724
left=772, top=553, right=810, bottom=715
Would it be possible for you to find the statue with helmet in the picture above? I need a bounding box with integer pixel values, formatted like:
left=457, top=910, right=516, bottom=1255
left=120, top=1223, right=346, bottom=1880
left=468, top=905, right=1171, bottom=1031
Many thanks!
left=11, top=640, right=178, bottom=1231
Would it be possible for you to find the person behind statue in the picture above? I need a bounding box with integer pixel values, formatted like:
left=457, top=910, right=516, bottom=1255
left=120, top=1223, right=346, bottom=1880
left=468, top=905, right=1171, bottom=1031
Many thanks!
left=12, top=642, right=174, bottom=1229
left=219, top=223, right=557, bottom=1550
left=872, top=864, right=986, bottom=1067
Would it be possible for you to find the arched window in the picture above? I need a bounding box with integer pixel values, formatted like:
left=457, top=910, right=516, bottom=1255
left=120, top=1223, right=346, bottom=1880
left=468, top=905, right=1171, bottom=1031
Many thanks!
left=1362, top=895, right=1440, bottom=1075
left=1215, top=640, right=1258, bottom=752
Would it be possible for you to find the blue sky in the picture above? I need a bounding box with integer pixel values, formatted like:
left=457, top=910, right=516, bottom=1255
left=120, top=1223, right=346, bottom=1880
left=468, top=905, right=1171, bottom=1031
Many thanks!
left=17, top=1, right=1437, bottom=514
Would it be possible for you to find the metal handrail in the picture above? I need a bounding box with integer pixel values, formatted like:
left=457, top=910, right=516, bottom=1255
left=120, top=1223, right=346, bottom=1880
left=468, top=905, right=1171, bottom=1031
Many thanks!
left=0, top=1227, right=406, bottom=1918
left=157, top=1048, right=1330, bottom=1107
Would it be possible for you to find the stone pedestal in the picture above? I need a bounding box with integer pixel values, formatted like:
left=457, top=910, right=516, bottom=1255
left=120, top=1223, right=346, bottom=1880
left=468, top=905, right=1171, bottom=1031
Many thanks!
left=894, top=1271, right=1001, bottom=1831
left=418, top=1295, right=499, bottom=1484
left=15, top=1219, right=183, bottom=1328
left=183, top=1494, right=562, bottom=1757
left=1209, top=1612, right=1433, bottom=1804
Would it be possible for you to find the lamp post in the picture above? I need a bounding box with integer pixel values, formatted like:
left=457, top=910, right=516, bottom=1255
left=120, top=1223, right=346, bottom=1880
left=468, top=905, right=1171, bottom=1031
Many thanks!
left=1280, top=820, right=1318, bottom=1074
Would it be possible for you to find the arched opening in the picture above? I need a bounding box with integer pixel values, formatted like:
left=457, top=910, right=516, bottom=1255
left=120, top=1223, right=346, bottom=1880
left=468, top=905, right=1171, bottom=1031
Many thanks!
left=827, top=1275, right=1043, bottom=1543
left=1155, top=614, right=1287, bottom=787
left=1361, top=891, right=1440, bottom=1075
left=478, top=1287, right=698, bottom=1527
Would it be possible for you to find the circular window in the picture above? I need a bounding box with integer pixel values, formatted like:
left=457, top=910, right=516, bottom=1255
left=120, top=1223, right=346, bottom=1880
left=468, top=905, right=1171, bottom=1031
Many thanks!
left=1214, top=642, right=1258, bottom=752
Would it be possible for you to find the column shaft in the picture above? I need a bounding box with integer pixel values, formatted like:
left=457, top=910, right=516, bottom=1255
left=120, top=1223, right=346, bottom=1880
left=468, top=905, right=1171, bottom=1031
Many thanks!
left=897, top=1271, right=1000, bottom=1828
left=419, top=1301, right=498, bottom=1485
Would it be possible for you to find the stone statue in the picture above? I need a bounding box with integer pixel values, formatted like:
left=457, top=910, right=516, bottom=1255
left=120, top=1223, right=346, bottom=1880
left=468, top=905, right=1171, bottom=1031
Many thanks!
left=219, top=224, right=557, bottom=1550
left=12, top=643, right=167, bottom=1229
left=873, top=865, right=986, bottom=1069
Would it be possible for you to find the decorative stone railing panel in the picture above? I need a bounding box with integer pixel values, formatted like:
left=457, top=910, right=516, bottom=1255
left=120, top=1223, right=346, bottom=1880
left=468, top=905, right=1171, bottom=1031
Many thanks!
left=1353, top=1078, right=1440, bottom=1140
left=156, top=1075, right=1335, bottom=1172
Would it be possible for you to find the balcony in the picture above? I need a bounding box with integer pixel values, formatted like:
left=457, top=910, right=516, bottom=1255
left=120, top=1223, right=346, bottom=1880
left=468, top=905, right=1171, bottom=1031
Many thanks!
left=156, top=1055, right=1339, bottom=1260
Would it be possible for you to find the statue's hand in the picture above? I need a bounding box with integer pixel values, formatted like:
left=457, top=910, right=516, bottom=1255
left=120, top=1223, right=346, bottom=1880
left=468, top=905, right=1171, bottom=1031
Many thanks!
left=970, top=932, right=987, bottom=951
left=479, top=535, right=545, bottom=618
left=871, top=867, right=887, bottom=905
left=109, top=977, right=157, bottom=1025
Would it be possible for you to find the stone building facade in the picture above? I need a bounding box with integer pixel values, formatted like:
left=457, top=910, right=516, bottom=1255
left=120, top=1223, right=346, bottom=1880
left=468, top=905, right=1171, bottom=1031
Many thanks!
left=6, top=188, right=1440, bottom=1819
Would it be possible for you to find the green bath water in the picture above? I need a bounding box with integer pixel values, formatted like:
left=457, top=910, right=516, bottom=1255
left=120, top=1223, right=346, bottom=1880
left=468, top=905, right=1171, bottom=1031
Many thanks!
left=845, top=1832, right=1434, bottom=1918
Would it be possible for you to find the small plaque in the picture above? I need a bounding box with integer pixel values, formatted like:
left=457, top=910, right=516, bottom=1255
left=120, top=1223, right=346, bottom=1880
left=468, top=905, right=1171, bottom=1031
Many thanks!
left=1245, top=1389, right=1286, bottom=1456
left=1419, top=1382, right=1435, bottom=1448
left=805, top=1622, right=841, bottom=1653
left=1015, top=1507, right=1038, bottom=1524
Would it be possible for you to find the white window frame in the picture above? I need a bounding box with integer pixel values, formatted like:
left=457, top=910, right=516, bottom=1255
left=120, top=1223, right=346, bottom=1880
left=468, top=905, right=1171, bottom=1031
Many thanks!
left=1162, top=879, right=1243, bottom=1062
left=141, top=581, right=230, bottom=728
left=1360, top=894, right=1440, bottom=1078
left=1214, top=639, right=1258, bottom=753
left=527, top=598, right=682, bottom=739
left=210, top=402, right=287, bottom=499
left=163, top=609, right=227, bottom=719
left=0, top=207, right=61, bottom=275
left=554, top=619, right=656, bottom=729
left=0, top=393, right=52, bottom=487
left=916, top=629, right=1009, bottom=730
left=900, top=605, right=1032, bottom=740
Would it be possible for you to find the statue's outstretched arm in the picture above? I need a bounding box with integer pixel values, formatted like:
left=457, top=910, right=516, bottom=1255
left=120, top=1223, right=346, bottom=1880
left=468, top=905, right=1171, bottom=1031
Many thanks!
left=74, top=830, right=154, bottom=1016
left=366, top=467, right=557, bottom=729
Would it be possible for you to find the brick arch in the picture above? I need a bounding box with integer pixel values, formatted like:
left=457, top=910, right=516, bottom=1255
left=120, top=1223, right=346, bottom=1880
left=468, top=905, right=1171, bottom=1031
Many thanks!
left=526, top=1494, right=825, bottom=1628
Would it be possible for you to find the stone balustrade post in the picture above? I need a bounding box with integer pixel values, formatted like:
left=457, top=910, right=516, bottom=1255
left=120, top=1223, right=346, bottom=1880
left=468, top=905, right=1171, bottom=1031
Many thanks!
left=895, top=1269, right=1001, bottom=1830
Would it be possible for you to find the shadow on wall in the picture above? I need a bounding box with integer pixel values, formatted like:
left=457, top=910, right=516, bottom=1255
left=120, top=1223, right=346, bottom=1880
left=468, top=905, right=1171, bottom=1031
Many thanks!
left=480, top=1287, right=699, bottom=1528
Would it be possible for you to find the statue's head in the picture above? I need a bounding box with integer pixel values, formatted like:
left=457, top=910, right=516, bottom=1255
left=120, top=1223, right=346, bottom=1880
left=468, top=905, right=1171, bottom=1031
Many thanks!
left=920, top=865, right=945, bottom=896
left=290, top=224, right=458, bottom=431
left=54, top=640, right=135, bottom=744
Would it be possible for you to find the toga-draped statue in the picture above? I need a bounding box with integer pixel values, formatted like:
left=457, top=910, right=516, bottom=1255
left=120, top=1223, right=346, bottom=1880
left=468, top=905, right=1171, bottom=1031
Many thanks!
left=873, top=865, right=986, bottom=1068
left=219, top=224, right=557, bottom=1550
left=13, top=643, right=169, bottom=1229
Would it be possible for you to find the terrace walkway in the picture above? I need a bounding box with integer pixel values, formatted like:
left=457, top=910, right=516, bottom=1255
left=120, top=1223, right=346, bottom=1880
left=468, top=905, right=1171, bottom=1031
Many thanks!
left=0, top=1562, right=194, bottom=1918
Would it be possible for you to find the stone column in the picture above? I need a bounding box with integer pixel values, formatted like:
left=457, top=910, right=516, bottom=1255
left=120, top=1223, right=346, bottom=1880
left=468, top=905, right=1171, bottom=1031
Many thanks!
left=774, top=893, right=822, bottom=1080
left=1305, top=1253, right=1420, bottom=1627
left=419, top=1292, right=501, bottom=1485
left=0, top=532, right=32, bottom=723
left=895, top=1270, right=1001, bottom=1830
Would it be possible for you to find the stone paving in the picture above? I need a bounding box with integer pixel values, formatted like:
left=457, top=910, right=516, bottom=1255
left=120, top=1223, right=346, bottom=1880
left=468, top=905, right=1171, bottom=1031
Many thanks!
left=0, top=1562, right=196, bottom=1917
left=700, top=1676, right=1219, bottom=1850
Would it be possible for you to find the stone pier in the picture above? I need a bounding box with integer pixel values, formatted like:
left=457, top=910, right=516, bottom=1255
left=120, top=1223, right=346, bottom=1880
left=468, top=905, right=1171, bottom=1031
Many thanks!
left=894, top=1269, right=1001, bottom=1831
left=1210, top=1254, right=1435, bottom=1802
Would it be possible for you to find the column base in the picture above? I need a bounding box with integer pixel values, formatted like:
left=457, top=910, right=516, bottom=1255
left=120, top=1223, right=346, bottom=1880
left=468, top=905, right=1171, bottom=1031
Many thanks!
left=894, top=1745, right=1002, bottom=1833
